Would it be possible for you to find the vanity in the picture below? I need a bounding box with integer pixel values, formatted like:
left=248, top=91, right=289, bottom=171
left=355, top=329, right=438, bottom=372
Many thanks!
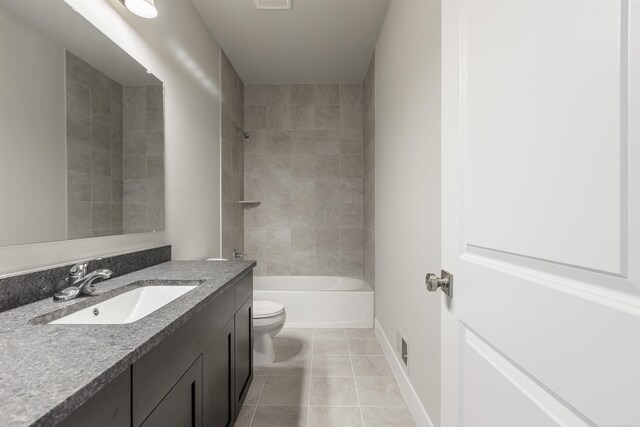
left=0, top=260, right=255, bottom=427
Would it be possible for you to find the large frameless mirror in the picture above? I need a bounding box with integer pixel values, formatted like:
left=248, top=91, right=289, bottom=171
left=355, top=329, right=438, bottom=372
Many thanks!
left=0, top=0, right=165, bottom=247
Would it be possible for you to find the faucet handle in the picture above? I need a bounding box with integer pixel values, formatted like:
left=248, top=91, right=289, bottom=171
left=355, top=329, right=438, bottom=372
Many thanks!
left=232, top=249, right=246, bottom=260
left=69, top=257, right=104, bottom=280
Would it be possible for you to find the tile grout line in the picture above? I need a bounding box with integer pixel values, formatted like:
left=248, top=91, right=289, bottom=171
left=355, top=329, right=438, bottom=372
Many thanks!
left=348, top=335, right=367, bottom=427
left=249, top=367, right=269, bottom=426
left=306, top=331, right=315, bottom=426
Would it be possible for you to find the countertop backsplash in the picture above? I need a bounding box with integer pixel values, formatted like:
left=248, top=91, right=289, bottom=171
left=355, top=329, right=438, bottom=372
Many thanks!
left=0, top=245, right=171, bottom=313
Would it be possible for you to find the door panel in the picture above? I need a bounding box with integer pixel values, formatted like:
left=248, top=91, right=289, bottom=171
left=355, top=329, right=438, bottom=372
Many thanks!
left=441, top=0, right=640, bottom=426
left=464, top=0, right=623, bottom=274
left=204, top=317, right=234, bottom=427
left=234, top=297, right=253, bottom=414
left=462, top=326, right=591, bottom=427
left=141, top=356, right=202, bottom=427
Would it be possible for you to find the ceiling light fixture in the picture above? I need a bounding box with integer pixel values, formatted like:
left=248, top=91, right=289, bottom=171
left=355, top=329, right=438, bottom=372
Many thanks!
left=119, top=0, right=158, bottom=18
left=253, top=0, right=292, bottom=10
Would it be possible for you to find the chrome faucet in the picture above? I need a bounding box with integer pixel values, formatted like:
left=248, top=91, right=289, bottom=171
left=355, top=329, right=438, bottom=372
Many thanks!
left=53, top=257, right=113, bottom=301
left=232, top=249, right=246, bottom=260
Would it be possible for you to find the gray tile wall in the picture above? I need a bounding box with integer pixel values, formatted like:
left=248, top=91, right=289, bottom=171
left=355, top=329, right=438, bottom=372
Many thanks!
left=363, top=54, right=375, bottom=289
left=221, top=50, right=245, bottom=260
left=243, top=84, right=364, bottom=277
left=65, top=51, right=124, bottom=238
left=122, top=84, right=165, bottom=234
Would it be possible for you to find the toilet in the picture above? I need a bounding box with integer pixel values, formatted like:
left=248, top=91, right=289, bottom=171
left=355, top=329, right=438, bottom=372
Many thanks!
left=253, top=300, right=286, bottom=366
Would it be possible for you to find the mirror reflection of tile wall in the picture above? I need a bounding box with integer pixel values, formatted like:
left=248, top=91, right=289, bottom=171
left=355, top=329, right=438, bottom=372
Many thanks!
left=66, top=51, right=124, bottom=239
left=122, top=85, right=165, bottom=234
left=64, top=51, right=164, bottom=237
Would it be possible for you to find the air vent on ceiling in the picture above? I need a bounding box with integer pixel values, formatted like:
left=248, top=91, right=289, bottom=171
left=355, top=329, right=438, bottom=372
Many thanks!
left=254, top=0, right=292, bottom=10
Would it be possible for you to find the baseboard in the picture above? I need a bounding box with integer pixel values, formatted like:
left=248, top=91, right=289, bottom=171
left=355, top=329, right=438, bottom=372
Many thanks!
left=375, top=318, right=435, bottom=427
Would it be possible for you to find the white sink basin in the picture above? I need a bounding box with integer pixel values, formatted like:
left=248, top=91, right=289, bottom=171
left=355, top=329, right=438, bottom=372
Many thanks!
left=49, top=286, right=196, bottom=325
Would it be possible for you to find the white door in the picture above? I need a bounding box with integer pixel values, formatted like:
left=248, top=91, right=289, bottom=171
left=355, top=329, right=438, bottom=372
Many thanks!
left=441, top=0, right=640, bottom=426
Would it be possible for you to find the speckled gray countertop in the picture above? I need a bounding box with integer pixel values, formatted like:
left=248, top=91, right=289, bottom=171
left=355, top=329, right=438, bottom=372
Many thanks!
left=0, top=260, right=255, bottom=427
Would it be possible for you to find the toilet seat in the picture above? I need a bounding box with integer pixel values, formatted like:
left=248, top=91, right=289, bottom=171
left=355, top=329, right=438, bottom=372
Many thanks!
left=254, top=300, right=285, bottom=319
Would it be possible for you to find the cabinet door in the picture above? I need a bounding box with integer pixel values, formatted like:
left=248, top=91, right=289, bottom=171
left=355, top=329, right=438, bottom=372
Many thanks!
left=140, top=356, right=202, bottom=427
left=234, top=297, right=253, bottom=414
left=203, top=317, right=235, bottom=427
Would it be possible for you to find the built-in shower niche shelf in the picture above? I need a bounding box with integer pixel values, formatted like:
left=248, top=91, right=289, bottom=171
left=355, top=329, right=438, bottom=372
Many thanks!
left=239, top=201, right=261, bottom=206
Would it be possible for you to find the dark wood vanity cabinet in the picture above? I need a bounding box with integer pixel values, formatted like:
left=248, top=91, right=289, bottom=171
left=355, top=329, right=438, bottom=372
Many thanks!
left=60, top=270, right=253, bottom=427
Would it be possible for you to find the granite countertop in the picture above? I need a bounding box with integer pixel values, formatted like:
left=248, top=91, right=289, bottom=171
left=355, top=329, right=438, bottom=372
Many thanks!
left=0, top=260, right=255, bottom=427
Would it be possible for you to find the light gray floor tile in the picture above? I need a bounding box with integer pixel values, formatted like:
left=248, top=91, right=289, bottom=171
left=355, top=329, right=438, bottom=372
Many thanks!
left=254, top=366, right=270, bottom=377
left=309, top=377, right=359, bottom=406
left=348, top=338, right=383, bottom=355
left=355, top=378, right=406, bottom=407
left=236, top=404, right=256, bottom=427
left=313, top=339, right=349, bottom=355
left=280, top=328, right=315, bottom=340
left=259, top=376, right=310, bottom=406
left=361, top=406, right=416, bottom=427
left=346, top=328, right=377, bottom=339
left=252, top=406, right=308, bottom=427
left=245, top=375, right=267, bottom=404
left=308, top=406, right=363, bottom=427
left=311, top=355, right=353, bottom=377
left=275, top=336, right=313, bottom=356
left=252, top=328, right=413, bottom=426
left=269, top=354, right=312, bottom=377
left=351, top=356, right=393, bottom=377
left=314, top=328, right=347, bottom=339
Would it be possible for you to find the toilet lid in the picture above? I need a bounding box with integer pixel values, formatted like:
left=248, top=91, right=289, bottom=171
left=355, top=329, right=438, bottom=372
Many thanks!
left=253, top=300, right=285, bottom=318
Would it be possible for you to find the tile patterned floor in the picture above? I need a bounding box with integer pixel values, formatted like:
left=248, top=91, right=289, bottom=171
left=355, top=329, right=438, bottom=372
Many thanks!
left=236, top=328, right=417, bottom=427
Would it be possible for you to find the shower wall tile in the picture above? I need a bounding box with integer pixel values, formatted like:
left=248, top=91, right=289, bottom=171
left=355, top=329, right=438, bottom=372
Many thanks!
left=245, top=85, right=267, bottom=107
left=316, top=106, right=339, bottom=130
left=245, top=81, right=364, bottom=276
left=267, top=85, right=291, bottom=106
left=291, top=252, right=315, bottom=275
left=363, top=53, right=375, bottom=289
left=266, top=106, right=291, bottom=129
left=315, top=84, right=339, bottom=105
left=291, top=84, right=315, bottom=105
left=220, top=50, right=245, bottom=259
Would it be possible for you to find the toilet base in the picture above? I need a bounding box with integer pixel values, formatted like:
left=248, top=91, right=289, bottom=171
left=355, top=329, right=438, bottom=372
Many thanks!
left=253, top=332, right=276, bottom=366
left=252, top=309, right=286, bottom=366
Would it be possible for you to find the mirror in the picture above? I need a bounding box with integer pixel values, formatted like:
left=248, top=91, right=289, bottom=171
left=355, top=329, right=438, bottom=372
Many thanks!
left=0, top=0, right=164, bottom=247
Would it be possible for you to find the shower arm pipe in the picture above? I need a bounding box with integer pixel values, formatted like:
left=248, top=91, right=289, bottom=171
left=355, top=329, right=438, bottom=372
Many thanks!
left=234, top=125, right=250, bottom=139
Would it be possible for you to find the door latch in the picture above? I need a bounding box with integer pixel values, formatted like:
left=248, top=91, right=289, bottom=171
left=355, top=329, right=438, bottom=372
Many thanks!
left=425, top=270, right=453, bottom=297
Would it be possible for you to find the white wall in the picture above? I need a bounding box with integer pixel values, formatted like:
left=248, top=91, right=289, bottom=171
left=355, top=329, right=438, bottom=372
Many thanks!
left=0, top=7, right=67, bottom=247
left=0, top=0, right=222, bottom=275
left=375, top=0, right=441, bottom=425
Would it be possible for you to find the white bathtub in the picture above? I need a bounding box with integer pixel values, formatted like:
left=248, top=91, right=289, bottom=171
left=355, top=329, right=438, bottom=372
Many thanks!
left=253, top=276, right=373, bottom=328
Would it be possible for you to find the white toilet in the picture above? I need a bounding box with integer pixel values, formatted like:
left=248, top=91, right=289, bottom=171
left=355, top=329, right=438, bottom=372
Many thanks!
left=253, top=300, right=286, bottom=366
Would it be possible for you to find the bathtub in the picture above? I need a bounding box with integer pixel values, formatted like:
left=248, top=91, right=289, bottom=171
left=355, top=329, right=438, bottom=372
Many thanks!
left=253, top=276, right=373, bottom=328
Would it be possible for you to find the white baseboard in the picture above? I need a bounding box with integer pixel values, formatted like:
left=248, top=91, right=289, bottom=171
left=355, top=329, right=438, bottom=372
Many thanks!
left=375, top=318, right=435, bottom=427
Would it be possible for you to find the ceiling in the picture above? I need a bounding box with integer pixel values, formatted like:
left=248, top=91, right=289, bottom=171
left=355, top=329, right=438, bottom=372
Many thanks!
left=0, top=0, right=160, bottom=85
left=192, top=0, right=390, bottom=84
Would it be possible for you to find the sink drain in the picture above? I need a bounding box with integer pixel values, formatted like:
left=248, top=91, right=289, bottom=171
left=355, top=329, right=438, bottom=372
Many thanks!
left=93, top=308, right=99, bottom=316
